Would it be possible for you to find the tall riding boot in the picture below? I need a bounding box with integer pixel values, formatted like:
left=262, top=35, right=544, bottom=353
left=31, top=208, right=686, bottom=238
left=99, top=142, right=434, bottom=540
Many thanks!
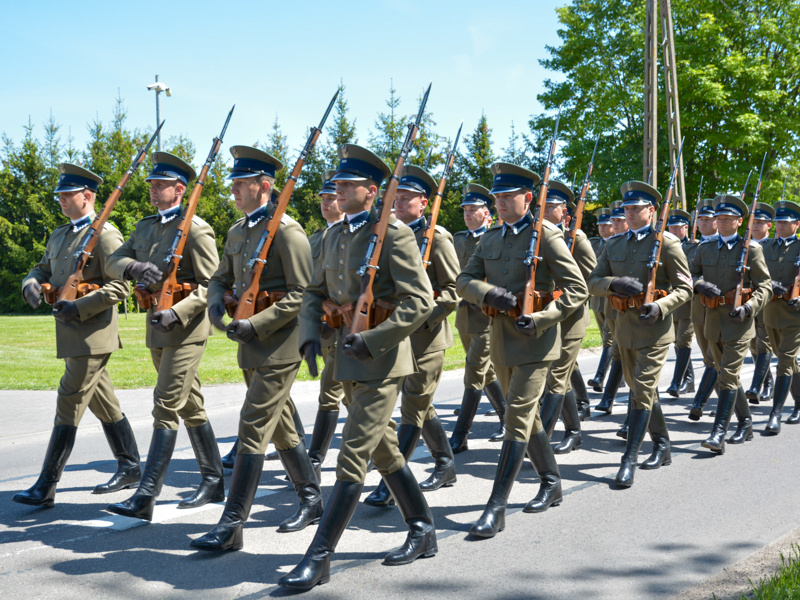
left=308, top=410, right=339, bottom=480
left=277, top=443, right=324, bottom=532
left=729, top=387, right=754, bottom=444
left=614, top=409, right=650, bottom=488
left=539, top=393, right=566, bottom=440
left=554, top=390, right=582, bottom=454
left=179, top=422, right=225, bottom=509
left=292, top=397, right=307, bottom=445
left=701, top=387, right=736, bottom=454
left=106, top=428, right=177, bottom=520
left=419, top=416, right=456, bottom=491
left=641, top=402, right=671, bottom=469
left=760, top=366, right=775, bottom=403
left=484, top=380, right=506, bottom=442
left=596, top=360, right=623, bottom=414
left=383, top=465, right=438, bottom=565
left=364, top=424, right=421, bottom=507
left=449, top=388, right=482, bottom=454
left=221, top=439, right=238, bottom=469
left=787, top=373, right=800, bottom=425
left=616, top=393, right=632, bottom=439
left=666, top=347, right=692, bottom=397
left=524, top=430, right=562, bottom=512
left=765, top=375, right=792, bottom=435
left=13, top=425, right=77, bottom=507
left=93, top=416, right=141, bottom=494
left=588, top=346, right=612, bottom=392
left=680, top=358, right=695, bottom=394
left=470, top=440, right=527, bottom=538
left=746, top=353, right=772, bottom=403
left=571, top=368, right=591, bottom=421
left=190, top=453, right=264, bottom=551
left=689, top=367, right=717, bottom=420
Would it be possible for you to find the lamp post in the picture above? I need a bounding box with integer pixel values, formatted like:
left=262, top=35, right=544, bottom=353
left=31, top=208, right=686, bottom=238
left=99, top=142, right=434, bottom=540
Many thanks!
left=146, top=75, right=171, bottom=151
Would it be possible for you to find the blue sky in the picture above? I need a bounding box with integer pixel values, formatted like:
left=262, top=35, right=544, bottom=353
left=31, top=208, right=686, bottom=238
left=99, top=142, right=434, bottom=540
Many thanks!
left=1, top=0, right=565, bottom=162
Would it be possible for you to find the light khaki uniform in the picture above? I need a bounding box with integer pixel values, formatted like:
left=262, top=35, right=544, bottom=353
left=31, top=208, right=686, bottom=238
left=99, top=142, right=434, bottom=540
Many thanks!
left=589, top=237, right=612, bottom=349
left=691, top=235, right=718, bottom=368
left=673, top=238, right=698, bottom=348
left=761, top=238, right=800, bottom=377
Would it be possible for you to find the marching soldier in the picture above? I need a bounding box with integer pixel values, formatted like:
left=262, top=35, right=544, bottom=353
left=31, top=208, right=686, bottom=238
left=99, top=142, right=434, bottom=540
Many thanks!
left=106, top=153, right=223, bottom=521
left=690, top=195, right=772, bottom=454
left=280, top=145, right=437, bottom=591
left=588, top=181, right=692, bottom=487
left=14, top=164, right=139, bottom=508
left=587, top=208, right=613, bottom=394
left=457, top=162, right=587, bottom=538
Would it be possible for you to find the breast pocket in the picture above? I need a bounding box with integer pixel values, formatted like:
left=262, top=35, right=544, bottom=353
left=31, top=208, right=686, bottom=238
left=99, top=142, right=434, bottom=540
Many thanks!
left=228, top=242, right=244, bottom=273
left=132, top=239, right=157, bottom=262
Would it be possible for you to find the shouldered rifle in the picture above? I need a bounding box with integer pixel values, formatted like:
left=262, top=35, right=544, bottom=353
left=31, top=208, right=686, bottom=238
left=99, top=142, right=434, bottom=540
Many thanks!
left=733, top=152, right=768, bottom=309
left=691, top=175, right=703, bottom=242
left=350, top=83, right=431, bottom=334
left=776, top=175, right=788, bottom=239
left=420, top=121, right=462, bottom=267
left=227, top=91, right=339, bottom=326
left=566, top=135, right=600, bottom=255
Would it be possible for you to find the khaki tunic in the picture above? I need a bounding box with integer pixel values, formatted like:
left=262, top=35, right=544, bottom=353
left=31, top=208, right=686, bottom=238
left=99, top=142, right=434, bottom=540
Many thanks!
left=673, top=239, right=698, bottom=348
left=762, top=238, right=800, bottom=376
left=590, top=237, right=612, bottom=348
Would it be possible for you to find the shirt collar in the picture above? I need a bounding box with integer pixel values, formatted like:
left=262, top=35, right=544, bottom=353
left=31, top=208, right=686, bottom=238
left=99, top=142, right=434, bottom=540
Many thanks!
left=326, top=219, right=344, bottom=229
left=158, top=206, right=182, bottom=224
left=469, top=225, right=487, bottom=238
left=502, top=212, right=532, bottom=236
left=718, top=232, right=740, bottom=249
left=627, top=224, right=652, bottom=241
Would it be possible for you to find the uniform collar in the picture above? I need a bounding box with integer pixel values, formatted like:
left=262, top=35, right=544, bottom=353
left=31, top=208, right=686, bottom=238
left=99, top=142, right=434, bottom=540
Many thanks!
left=627, top=224, right=652, bottom=241
left=779, top=236, right=797, bottom=247
left=70, top=213, right=94, bottom=233
left=245, top=204, right=269, bottom=228
left=718, top=233, right=740, bottom=250
left=502, top=212, right=532, bottom=236
left=406, top=216, right=426, bottom=233
left=158, top=206, right=182, bottom=224
left=326, top=219, right=344, bottom=229
left=469, top=225, right=487, bottom=238
left=343, top=211, right=370, bottom=233
left=701, top=233, right=719, bottom=243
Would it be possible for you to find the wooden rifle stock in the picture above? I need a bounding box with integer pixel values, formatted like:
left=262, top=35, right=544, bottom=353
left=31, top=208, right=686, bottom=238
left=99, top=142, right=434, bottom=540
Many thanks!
left=566, top=136, right=599, bottom=255
left=733, top=154, right=767, bottom=309
left=690, top=176, right=703, bottom=243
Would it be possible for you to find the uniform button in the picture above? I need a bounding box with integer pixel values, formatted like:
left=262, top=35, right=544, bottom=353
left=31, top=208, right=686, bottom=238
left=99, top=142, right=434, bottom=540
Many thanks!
left=503, top=270, right=508, bottom=274
left=632, top=249, right=636, bottom=253
left=339, top=259, right=344, bottom=264
left=631, top=260, right=634, bottom=264
left=244, top=253, right=248, bottom=257
left=507, top=244, right=512, bottom=248
left=246, top=238, right=251, bottom=243
left=339, top=274, right=344, bottom=280
left=157, top=237, right=162, bottom=241
left=242, top=268, right=247, bottom=272
left=341, top=243, right=346, bottom=249
left=60, top=270, right=64, bottom=274
left=380, top=347, right=386, bottom=352
left=325, top=264, right=330, bottom=268
left=505, top=257, right=510, bottom=261
left=338, top=290, right=343, bottom=295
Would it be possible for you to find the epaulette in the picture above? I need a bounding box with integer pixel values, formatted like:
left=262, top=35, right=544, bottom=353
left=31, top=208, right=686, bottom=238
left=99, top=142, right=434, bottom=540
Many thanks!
left=542, top=220, right=557, bottom=231
left=53, top=222, right=71, bottom=233
left=102, top=221, right=118, bottom=231
left=140, top=214, right=159, bottom=222
left=454, top=230, right=468, bottom=238
left=663, top=231, right=679, bottom=242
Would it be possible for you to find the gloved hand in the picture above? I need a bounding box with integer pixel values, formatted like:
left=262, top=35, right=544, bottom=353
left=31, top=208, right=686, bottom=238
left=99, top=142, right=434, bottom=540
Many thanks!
left=514, top=315, right=537, bottom=336
left=609, top=276, right=644, bottom=298
left=52, top=300, right=79, bottom=323
left=484, top=287, right=517, bottom=312
left=639, top=302, right=661, bottom=326
left=728, top=303, right=752, bottom=323
left=342, top=333, right=372, bottom=361
left=694, top=280, right=721, bottom=299
left=301, top=341, right=322, bottom=377
left=227, top=319, right=256, bottom=344
left=23, top=282, right=42, bottom=309
left=124, top=261, right=163, bottom=286
left=320, top=322, right=336, bottom=341
left=773, top=282, right=789, bottom=298
left=788, top=298, right=800, bottom=312
left=209, top=303, right=227, bottom=331
left=150, top=309, right=179, bottom=333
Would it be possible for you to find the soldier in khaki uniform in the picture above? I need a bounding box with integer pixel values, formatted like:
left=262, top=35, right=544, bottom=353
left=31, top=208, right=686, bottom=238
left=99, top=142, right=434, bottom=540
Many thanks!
left=457, top=163, right=587, bottom=538
left=106, top=153, right=223, bottom=521
left=690, top=195, right=772, bottom=454
left=14, top=165, right=139, bottom=508
left=588, top=181, right=692, bottom=487
left=587, top=208, right=613, bottom=395
left=280, top=145, right=437, bottom=591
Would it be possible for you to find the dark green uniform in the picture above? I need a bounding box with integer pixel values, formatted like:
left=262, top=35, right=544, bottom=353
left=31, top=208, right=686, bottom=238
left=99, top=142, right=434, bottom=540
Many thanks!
left=589, top=236, right=612, bottom=350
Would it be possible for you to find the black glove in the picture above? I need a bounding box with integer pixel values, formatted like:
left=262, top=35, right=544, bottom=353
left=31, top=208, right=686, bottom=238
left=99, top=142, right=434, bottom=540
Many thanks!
left=227, top=319, right=256, bottom=344
left=639, top=302, right=661, bottom=326
left=609, top=276, right=644, bottom=298
left=694, top=280, right=721, bottom=299
left=52, top=300, right=79, bottom=323
left=320, top=322, right=336, bottom=341
left=150, top=309, right=179, bottom=333
left=301, top=341, right=322, bottom=377
left=514, top=314, right=537, bottom=336
left=209, top=303, right=227, bottom=331
left=728, top=303, right=752, bottom=323
left=484, top=287, right=517, bottom=312
left=788, top=298, right=800, bottom=312
left=773, top=282, right=789, bottom=298
left=124, top=261, right=163, bottom=286
left=342, top=333, right=372, bottom=361
left=23, top=282, right=42, bottom=309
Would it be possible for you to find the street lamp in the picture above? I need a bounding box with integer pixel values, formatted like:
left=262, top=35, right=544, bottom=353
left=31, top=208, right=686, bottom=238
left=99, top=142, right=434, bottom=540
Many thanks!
left=146, top=75, right=171, bottom=151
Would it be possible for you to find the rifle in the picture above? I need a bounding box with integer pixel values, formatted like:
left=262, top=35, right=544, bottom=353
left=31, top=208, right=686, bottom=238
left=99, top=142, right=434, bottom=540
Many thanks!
left=420, top=121, right=462, bottom=267
left=44, top=122, right=165, bottom=306
left=733, top=152, right=768, bottom=309
left=349, top=83, right=431, bottom=334
left=566, top=135, right=600, bottom=254
left=227, top=90, right=338, bottom=325
left=776, top=175, right=788, bottom=239
left=691, top=175, right=703, bottom=242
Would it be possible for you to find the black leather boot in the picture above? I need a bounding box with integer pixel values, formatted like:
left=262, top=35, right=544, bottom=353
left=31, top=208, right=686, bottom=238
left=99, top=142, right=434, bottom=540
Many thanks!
left=93, top=416, right=141, bottom=494
left=765, top=374, right=792, bottom=435
left=106, top=428, right=177, bottom=520
left=596, top=360, right=623, bottom=414
left=277, top=443, right=324, bottom=532
left=554, top=390, right=581, bottom=454
left=190, top=453, right=264, bottom=551
left=689, top=367, right=717, bottom=420
left=616, top=394, right=632, bottom=439
left=680, top=357, right=695, bottom=394
left=279, top=480, right=363, bottom=590
left=291, top=397, right=307, bottom=444
left=588, top=346, right=612, bottom=392
left=666, top=347, right=692, bottom=397
left=13, top=425, right=77, bottom=508
left=760, top=365, right=775, bottom=403
left=539, top=393, right=565, bottom=440
left=449, top=388, right=482, bottom=454
left=364, top=424, right=421, bottom=507
left=470, top=440, right=526, bottom=538
left=383, top=465, right=438, bottom=565
left=308, top=410, right=339, bottom=480
left=746, top=353, right=772, bottom=403
left=571, top=367, right=591, bottom=422
left=524, top=430, right=562, bottom=513
left=419, top=416, right=456, bottom=491
left=787, top=373, right=800, bottom=425
left=701, top=387, right=736, bottom=454
left=641, top=402, right=671, bottom=469
left=614, top=409, right=650, bottom=488
left=221, top=439, right=238, bottom=469
left=179, top=422, right=225, bottom=509
left=729, top=387, right=754, bottom=444
left=484, top=380, right=506, bottom=442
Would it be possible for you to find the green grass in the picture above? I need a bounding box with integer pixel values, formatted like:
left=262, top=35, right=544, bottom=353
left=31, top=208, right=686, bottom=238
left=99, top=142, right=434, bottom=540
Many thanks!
left=729, top=545, right=800, bottom=600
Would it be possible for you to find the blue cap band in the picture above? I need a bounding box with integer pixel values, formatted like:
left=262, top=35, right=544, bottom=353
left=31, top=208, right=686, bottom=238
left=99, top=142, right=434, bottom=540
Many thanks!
left=229, top=157, right=278, bottom=179
left=148, top=163, right=192, bottom=185
left=775, top=208, right=800, bottom=222
left=55, top=173, right=99, bottom=193
left=667, top=215, right=690, bottom=226
left=545, top=188, right=570, bottom=203
left=753, top=209, right=773, bottom=220
left=698, top=207, right=715, bottom=217
left=621, top=189, right=657, bottom=206
left=598, top=214, right=612, bottom=224
left=333, top=157, right=386, bottom=185
left=490, top=172, right=535, bottom=194
left=714, top=202, right=744, bottom=217
left=461, top=191, right=493, bottom=207
left=397, top=175, right=432, bottom=196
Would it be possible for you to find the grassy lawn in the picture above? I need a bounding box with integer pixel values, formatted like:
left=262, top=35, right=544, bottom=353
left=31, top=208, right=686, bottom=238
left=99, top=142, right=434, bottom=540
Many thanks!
left=0, top=312, right=602, bottom=390
left=730, top=545, right=800, bottom=600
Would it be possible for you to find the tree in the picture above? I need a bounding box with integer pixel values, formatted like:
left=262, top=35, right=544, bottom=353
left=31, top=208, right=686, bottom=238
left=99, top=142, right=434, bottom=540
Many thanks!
left=369, top=81, right=405, bottom=169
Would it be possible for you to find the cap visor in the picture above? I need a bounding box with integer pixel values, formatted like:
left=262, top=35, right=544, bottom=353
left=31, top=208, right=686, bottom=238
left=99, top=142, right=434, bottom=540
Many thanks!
left=490, top=185, right=521, bottom=194
left=331, top=172, right=367, bottom=182
left=54, top=184, right=85, bottom=193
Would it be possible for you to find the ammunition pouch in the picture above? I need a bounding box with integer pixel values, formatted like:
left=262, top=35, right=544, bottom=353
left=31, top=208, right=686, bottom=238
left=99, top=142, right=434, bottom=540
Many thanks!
left=221, top=290, right=287, bottom=318
left=134, top=282, right=198, bottom=310
left=40, top=282, right=100, bottom=305
left=482, top=290, right=562, bottom=318
left=700, top=288, right=752, bottom=309
left=322, top=298, right=395, bottom=330
left=610, top=289, right=668, bottom=312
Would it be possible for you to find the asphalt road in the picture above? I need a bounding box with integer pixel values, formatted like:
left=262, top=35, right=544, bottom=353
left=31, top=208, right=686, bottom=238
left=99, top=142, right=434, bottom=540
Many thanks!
left=2, top=346, right=799, bottom=599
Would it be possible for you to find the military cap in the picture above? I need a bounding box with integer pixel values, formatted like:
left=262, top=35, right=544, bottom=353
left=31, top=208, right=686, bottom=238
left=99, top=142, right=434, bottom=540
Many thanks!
left=713, top=194, right=748, bottom=218
left=146, top=152, right=196, bottom=185
left=332, top=144, right=391, bottom=186
left=667, top=209, right=691, bottom=226
left=596, top=207, right=612, bottom=224
left=774, top=200, right=800, bottom=222
left=489, top=162, right=541, bottom=194
left=460, top=183, right=494, bottom=209
left=397, top=165, right=437, bottom=197
left=545, top=180, right=575, bottom=205
left=753, top=202, right=775, bottom=221
left=620, top=180, right=662, bottom=207
left=319, top=169, right=337, bottom=196
left=696, top=198, right=716, bottom=217
left=54, top=163, right=103, bottom=193
left=229, top=146, right=283, bottom=180
left=610, top=200, right=625, bottom=219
